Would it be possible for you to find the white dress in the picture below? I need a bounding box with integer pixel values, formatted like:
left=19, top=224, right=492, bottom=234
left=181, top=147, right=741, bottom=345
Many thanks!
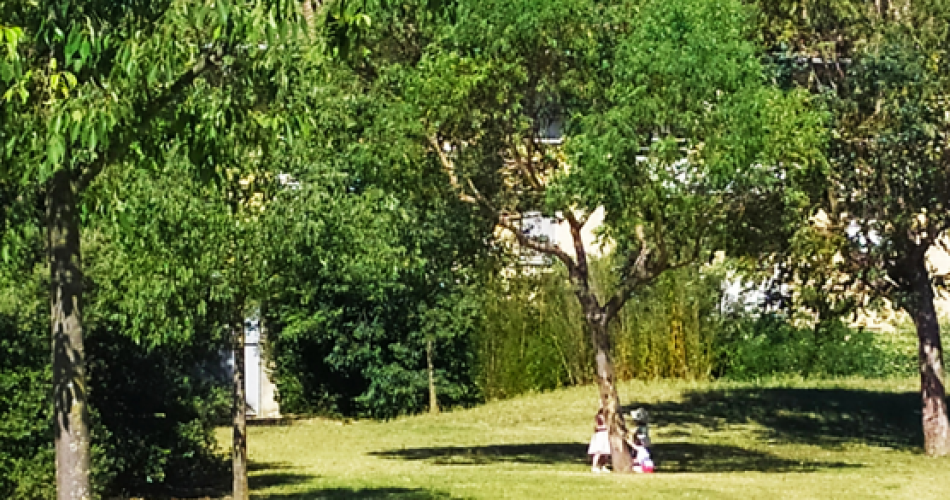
left=588, top=430, right=611, bottom=455
left=588, top=415, right=611, bottom=455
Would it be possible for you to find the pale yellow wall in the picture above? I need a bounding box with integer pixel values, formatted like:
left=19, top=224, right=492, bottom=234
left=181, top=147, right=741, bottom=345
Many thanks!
left=854, top=238, right=950, bottom=331
left=258, top=362, right=281, bottom=419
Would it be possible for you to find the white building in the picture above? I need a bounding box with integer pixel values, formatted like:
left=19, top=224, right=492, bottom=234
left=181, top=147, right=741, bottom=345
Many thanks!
left=225, top=317, right=281, bottom=419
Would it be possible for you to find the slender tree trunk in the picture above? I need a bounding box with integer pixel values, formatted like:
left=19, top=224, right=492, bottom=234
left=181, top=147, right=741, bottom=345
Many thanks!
left=903, top=258, right=950, bottom=457
left=231, top=304, right=249, bottom=499
left=588, top=315, right=633, bottom=472
left=49, top=168, right=92, bottom=500
left=427, top=337, right=440, bottom=414
left=562, top=213, right=633, bottom=472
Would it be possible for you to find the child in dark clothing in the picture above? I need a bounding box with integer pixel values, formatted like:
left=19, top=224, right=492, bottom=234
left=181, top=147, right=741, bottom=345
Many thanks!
left=626, top=408, right=654, bottom=473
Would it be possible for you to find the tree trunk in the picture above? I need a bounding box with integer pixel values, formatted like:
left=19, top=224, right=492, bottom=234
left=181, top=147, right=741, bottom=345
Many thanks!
left=232, top=307, right=249, bottom=499
left=49, top=168, right=92, bottom=500
left=903, top=258, right=950, bottom=457
left=589, top=317, right=632, bottom=472
left=427, top=337, right=440, bottom=415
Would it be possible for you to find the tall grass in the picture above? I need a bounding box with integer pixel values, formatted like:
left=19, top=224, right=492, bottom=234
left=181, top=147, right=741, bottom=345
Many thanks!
left=475, top=259, right=725, bottom=399
left=474, top=257, right=915, bottom=400
left=600, top=260, right=724, bottom=381
left=475, top=269, right=592, bottom=399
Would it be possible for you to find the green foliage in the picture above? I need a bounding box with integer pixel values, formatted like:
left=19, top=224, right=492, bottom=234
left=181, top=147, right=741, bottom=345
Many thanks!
left=716, top=314, right=917, bottom=380
left=0, top=272, right=54, bottom=500
left=265, top=177, right=485, bottom=418
left=0, top=300, right=230, bottom=500
left=476, top=268, right=592, bottom=399
left=566, top=0, right=827, bottom=262
left=823, top=7, right=950, bottom=305
left=1, top=1, right=306, bottom=495
left=476, top=260, right=727, bottom=399
left=3, top=0, right=938, bottom=492
left=258, top=29, right=495, bottom=419
left=608, top=264, right=725, bottom=381
left=84, top=320, right=230, bottom=496
left=475, top=255, right=913, bottom=399
left=0, top=178, right=231, bottom=499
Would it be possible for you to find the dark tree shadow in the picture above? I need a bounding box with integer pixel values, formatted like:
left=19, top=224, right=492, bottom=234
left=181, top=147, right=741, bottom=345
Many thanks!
left=249, top=461, right=318, bottom=491
left=125, top=461, right=306, bottom=499
left=372, top=443, right=587, bottom=466
left=371, top=442, right=855, bottom=472
left=254, top=487, right=457, bottom=499
left=624, top=387, right=933, bottom=450
left=651, top=442, right=855, bottom=472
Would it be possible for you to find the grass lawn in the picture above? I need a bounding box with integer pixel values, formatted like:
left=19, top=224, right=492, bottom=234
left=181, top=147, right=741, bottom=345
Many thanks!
left=227, top=377, right=949, bottom=499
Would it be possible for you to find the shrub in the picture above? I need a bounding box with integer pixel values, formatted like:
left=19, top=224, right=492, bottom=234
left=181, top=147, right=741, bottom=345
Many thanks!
left=0, top=274, right=228, bottom=499
left=715, top=314, right=917, bottom=380
left=0, top=293, right=54, bottom=500
left=475, top=260, right=726, bottom=400
left=268, top=285, right=483, bottom=419
left=475, top=269, right=592, bottom=399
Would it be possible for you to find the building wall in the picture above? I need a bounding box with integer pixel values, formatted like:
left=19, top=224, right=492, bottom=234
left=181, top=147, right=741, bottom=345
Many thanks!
left=243, top=318, right=281, bottom=419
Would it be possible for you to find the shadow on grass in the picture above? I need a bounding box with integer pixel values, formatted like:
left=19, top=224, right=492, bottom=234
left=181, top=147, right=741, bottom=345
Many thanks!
left=652, top=442, right=855, bottom=472
left=625, top=388, right=931, bottom=450
left=248, top=462, right=459, bottom=498
left=372, top=443, right=586, bottom=466
left=250, top=460, right=320, bottom=492
left=370, top=442, right=855, bottom=472
left=253, top=487, right=457, bottom=499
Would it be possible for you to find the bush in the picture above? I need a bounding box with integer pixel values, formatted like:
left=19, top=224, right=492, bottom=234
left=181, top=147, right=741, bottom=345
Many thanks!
left=269, top=285, right=483, bottom=419
left=606, top=263, right=724, bottom=380
left=85, top=321, right=230, bottom=497
left=715, top=314, right=917, bottom=380
left=0, top=273, right=229, bottom=499
left=0, top=289, right=54, bottom=500
left=474, top=256, right=915, bottom=400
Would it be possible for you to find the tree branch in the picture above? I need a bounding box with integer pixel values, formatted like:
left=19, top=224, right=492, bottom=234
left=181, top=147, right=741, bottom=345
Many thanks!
left=510, top=138, right=543, bottom=192
left=427, top=135, right=481, bottom=205
left=498, top=218, right=577, bottom=273
left=78, top=49, right=220, bottom=191
left=603, top=242, right=654, bottom=322
left=564, top=210, right=589, bottom=280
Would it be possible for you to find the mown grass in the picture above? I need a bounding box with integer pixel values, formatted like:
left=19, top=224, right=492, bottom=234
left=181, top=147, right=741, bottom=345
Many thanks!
left=226, top=377, right=948, bottom=499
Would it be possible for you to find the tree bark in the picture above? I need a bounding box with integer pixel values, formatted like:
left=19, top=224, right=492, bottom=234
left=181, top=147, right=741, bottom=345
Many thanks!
left=49, top=167, right=92, bottom=500
left=902, top=257, right=950, bottom=457
left=559, top=211, right=633, bottom=472
left=587, top=316, right=633, bottom=472
left=427, top=337, right=440, bottom=415
left=231, top=305, right=249, bottom=499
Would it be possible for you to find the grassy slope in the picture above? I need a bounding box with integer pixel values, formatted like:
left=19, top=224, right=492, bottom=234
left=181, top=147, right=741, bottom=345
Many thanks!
left=237, top=378, right=948, bottom=499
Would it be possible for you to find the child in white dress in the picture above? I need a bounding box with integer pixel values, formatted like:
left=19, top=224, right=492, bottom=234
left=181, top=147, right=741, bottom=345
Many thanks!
left=587, top=408, right=611, bottom=473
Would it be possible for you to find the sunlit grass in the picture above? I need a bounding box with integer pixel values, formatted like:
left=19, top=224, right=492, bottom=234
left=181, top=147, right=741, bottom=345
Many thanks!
left=222, top=377, right=948, bottom=499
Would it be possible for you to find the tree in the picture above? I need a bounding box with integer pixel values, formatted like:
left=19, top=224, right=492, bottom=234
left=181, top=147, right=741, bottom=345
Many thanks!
left=829, top=9, right=950, bottom=458
left=753, top=0, right=950, bottom=456
left=0, top=1, right=299, bottom=497
left=260, top=70, right=491, bottom=418
left=345, top=0, right=824, bottom=471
